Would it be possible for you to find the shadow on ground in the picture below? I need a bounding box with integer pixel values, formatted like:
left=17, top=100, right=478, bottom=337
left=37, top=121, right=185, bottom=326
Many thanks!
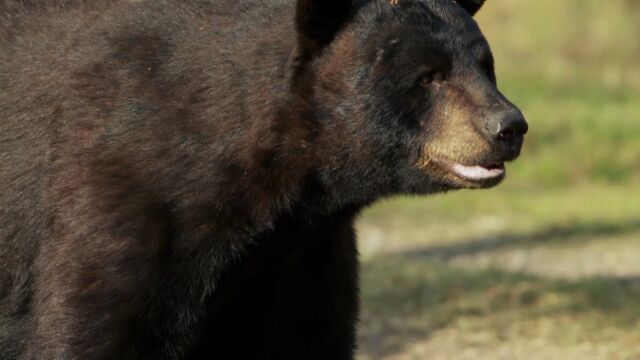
left=358, top=219, right=640, bottom=359
left=395, top=219, right=640, bottom=261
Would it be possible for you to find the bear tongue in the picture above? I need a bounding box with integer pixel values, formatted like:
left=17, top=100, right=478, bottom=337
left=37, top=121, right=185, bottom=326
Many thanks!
left=450, top=163, right=505, bottom=181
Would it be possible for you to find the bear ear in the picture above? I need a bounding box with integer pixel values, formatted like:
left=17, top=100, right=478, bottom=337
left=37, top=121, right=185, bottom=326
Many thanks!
left=295, top=0, right=358, bottom=57
left=454, top=0, right=486, bottom=16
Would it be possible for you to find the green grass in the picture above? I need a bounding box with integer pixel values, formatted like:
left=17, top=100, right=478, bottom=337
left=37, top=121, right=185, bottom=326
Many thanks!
left=501, top=75, right=640, bottom=186
left=358, top=186, right=640, bottom=359
left=359, top=257, right=640, bottom=359
left=357, top=1, right=640, bottom=358
left=479, top=0, right=640, bottom=187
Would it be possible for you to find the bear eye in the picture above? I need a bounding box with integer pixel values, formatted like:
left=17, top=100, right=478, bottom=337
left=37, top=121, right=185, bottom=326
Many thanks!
left=418, top=70, right=445, bottom=88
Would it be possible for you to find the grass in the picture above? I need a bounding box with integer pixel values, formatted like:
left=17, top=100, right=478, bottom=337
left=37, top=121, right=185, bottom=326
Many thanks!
left=357, top=188, right=640, bottom=360
left=500, top=76, right=640, bottom=186
left=360, top=261, right=640, bottom=359
left=356, top=1, right=640, bottom=358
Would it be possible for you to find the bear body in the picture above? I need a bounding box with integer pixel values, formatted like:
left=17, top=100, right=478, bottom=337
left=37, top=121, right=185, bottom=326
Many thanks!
left=0, top=0, right=526, bottom=358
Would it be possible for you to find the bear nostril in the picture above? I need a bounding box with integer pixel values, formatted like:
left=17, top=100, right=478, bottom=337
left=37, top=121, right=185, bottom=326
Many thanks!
left=493, top=110, right=528, bottom=145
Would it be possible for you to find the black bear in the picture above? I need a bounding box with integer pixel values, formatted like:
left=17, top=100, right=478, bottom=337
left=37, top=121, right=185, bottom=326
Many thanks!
left=0, top=0, right=527, bottom=358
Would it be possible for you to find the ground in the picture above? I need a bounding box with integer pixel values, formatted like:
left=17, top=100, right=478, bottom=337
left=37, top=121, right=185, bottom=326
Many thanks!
left=356, top=1, right=640, bottom=358
left=358, top=186, right=640, bottom=360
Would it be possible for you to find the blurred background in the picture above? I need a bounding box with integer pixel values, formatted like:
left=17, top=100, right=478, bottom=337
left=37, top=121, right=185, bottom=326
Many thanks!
left=356, top=1, right=640, bottom=359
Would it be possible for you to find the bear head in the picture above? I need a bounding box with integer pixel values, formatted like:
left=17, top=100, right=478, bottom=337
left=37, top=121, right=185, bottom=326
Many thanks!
left=292, top=0, right=527, bottom=201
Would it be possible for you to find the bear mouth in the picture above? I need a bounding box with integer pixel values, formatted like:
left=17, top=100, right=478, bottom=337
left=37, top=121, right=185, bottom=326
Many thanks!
left=449, top=162, right=505, bottom=181
left=435, top=159, right=506, bottom=187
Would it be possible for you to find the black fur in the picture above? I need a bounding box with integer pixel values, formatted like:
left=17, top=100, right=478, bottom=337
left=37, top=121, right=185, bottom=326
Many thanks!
left=454, top=0, right=486, bottom=15
left=0, top=0, right=525, bottom=359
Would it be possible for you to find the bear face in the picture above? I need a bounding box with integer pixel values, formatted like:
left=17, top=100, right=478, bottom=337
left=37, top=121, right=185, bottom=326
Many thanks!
left=296, top=0, right=527, bottom=198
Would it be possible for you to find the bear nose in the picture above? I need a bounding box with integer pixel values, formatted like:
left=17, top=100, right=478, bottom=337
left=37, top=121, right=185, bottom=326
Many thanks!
left=489, top=109, right=528, bottom=146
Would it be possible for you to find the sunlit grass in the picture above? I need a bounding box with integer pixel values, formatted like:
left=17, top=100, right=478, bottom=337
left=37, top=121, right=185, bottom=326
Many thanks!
left=502, top=75, right=640, bottom=186
left=359, top=258, right=640, bottom=360
left=479, top=0, right=640, bottom=187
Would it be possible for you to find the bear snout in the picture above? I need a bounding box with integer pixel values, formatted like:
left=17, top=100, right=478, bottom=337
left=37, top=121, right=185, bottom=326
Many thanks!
left=483, top=108, right=528, bottom=161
